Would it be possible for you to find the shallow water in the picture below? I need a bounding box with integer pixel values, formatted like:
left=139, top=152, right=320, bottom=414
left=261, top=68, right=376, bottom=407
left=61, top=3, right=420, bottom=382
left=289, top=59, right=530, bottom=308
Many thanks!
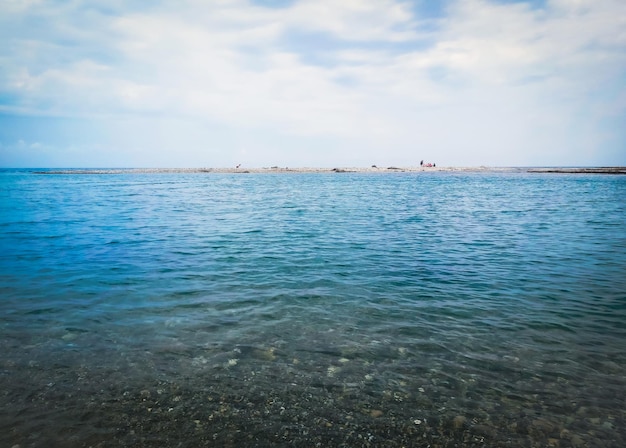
left=1, top=169, right=625, bottom=447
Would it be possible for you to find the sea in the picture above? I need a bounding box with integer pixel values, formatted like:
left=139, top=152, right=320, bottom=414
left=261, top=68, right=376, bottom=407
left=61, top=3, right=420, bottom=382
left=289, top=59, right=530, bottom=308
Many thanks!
left=1, top=168, right=625, bottom=447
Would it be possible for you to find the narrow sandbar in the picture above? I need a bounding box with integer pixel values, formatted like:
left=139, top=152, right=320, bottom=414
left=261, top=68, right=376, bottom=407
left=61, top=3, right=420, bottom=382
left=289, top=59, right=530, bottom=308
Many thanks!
left=32, top=166, right=626, bottom=174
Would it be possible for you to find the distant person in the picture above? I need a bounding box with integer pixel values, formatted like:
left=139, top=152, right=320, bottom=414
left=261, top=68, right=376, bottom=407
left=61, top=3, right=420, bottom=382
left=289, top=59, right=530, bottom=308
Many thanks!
left=420, top=160, right=423, bottom=166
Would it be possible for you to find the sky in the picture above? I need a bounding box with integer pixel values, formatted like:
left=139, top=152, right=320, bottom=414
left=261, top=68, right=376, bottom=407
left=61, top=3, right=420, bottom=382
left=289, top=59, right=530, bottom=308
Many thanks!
left=0, top=0, right=625, bottom=168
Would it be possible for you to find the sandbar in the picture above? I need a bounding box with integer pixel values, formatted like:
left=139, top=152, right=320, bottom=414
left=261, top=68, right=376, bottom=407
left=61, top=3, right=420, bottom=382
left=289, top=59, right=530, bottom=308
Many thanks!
left=32, top=166, right=626, bottom=174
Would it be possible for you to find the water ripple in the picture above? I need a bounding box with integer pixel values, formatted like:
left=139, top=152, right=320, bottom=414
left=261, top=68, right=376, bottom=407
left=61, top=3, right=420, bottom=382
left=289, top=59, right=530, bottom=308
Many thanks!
left=1, top=171, right=625, bottom=446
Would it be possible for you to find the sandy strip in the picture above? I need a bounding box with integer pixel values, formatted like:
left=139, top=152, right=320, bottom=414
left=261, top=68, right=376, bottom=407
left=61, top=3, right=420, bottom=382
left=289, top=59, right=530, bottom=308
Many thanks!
left=33, top=166, right=526, bottom=174
left=32, top=166, right=625, bottom=174
left=526, top=167, right=626, bottom=174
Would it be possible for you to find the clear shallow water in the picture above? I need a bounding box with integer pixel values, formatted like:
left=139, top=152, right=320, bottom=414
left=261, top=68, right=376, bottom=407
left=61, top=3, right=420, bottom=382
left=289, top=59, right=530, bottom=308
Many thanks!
left=1, top=169, right=625, bottom=447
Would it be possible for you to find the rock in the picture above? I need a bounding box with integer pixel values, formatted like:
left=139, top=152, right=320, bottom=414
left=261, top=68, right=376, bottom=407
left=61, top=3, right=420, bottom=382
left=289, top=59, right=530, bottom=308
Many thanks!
left=453, top=415, right=467, bottom=430
left=370, top=409, right=384, bottom=418
left=570, top=434, right=585, bottom=448
left=602, top=421, right=613, bottom=430
left=531, top=418, right=555, bottom=436
left=256, top=347, right=276, bottom=361
left=472, top=424, right=496, bottom=438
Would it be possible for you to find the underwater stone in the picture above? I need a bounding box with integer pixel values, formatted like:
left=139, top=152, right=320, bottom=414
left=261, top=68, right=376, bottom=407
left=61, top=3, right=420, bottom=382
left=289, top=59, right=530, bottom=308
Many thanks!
left=453, top=415, right=467, bottom=430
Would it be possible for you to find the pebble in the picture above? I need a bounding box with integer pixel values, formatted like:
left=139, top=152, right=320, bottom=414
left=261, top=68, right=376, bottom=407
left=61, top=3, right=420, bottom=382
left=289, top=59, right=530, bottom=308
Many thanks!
left=570, top=435, right=585, bottom=448
left=256, top=347, right=276, bottom=361
left=370, top=410, right=383, bottom=418
left=472, top=424, right=496, bottom=438
left=531, top=418, right=555, bottom=434
left=453, top=415, right=467, bottom=430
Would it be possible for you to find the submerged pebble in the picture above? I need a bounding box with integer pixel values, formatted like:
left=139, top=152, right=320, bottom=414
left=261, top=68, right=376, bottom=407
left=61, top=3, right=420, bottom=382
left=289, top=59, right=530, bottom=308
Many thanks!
left=453, top=415, right=467, bottom=429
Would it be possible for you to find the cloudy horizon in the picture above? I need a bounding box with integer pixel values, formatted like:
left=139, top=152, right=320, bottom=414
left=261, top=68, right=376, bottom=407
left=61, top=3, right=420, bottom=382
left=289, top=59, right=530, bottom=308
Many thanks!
left=1, top=0, right=625, bottom=168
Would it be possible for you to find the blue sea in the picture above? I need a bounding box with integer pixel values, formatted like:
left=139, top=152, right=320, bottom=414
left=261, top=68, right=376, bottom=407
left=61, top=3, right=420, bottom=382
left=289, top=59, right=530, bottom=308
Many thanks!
left=1, top=169, right=625, bottom=447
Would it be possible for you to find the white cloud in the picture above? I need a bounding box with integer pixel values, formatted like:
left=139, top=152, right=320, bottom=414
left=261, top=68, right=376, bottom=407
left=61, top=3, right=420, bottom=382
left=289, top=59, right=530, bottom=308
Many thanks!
left=0, top=0, right=624, bottom=167
left=285, top=0, right=418, bottom=42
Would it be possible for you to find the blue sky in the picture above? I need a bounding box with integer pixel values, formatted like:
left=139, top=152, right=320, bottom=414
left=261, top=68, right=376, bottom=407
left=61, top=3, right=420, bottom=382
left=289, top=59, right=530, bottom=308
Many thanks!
left=1, top=0, right=624, bottom=168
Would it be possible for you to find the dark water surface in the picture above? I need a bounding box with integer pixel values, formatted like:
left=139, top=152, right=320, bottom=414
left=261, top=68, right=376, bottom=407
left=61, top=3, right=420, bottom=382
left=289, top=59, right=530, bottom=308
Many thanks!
left=1, top=170, right=625, bottom=447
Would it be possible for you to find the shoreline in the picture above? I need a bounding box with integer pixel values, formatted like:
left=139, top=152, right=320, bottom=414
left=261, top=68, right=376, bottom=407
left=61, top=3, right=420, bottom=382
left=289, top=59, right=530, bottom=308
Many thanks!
left=30, top=166, right=626, bottom=175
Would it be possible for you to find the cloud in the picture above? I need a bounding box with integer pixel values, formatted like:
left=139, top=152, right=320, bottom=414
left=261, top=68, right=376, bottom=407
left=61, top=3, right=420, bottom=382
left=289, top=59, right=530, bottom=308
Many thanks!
left=0, top=0, right=624, bottom=167
left=284, top=0, right=418, bottom=42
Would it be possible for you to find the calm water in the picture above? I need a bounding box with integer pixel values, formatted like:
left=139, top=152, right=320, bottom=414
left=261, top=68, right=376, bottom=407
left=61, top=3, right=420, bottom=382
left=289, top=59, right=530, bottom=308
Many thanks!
left=1, top=169, right=625, bottom=447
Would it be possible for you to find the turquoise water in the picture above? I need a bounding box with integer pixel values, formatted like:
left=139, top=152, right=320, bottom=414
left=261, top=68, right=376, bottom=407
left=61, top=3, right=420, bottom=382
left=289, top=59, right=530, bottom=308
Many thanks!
left=1, top=169, right=625, bottom=447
